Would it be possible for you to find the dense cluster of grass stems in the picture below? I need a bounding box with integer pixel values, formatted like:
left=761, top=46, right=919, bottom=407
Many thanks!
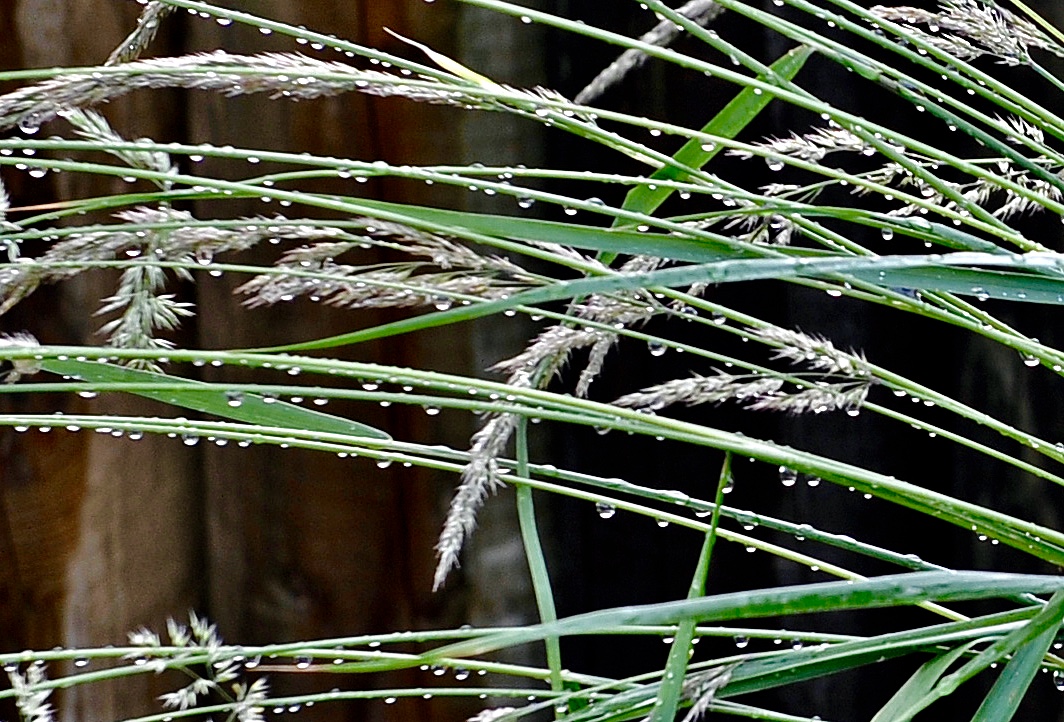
left=4, top=0, right=1064, bottom=720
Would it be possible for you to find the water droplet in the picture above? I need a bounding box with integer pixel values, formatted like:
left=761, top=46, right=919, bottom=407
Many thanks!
left=225, top=391, right=244, bottom=408
left=18, top=113, right=42, bottom=135
left=880, top=227, right=894, bottom=240
left=779, top=466, right=798, bottom=487
left=295, top=656, right=312, bottom=669
left=423, top=405, right=441, bottom=416
left=595, top=502, right=616, bottom=519
left=733, top=635, right=749, bottom=649
left=73, top=658, right=89, bottom=669
left=1022, top=354, right=1039, bottom=368
left=376, top=459, right=392, bottom=469
left=1053, top=670, right=1064, bottom=691
left=517, top=196, right=535, bottom=209
left=77, top=390, right=98, bottom=399
left=181, top=434, right=200, bottom=446
left=647, top=340, right=667, bottom=357
left=563, top=207, right=578, bottom=216
left=766, top=158, right=785, bottom=172
left=806, top=476, right=821, bottom=487
left=655, top=518, right=669, bottom=528
left=384, top=697, right=397, bottom=704
left=721, top=475, right=735, bottom=494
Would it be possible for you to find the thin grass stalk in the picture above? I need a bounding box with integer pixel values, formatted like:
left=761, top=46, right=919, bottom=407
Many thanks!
left=651, top=453, right=734, bottom=722
left=514, top=417, right=564, bottom=694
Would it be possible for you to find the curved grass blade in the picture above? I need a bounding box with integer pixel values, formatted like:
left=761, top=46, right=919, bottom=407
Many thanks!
left=894, top=590, right=1064, bottom=721
left=347, top=197, right=759, bottom=263
left=351, top=196, right=1012, bottom=260
left=40, top=358, right=390, bottom=440
left=870, top=644, right=974, bottom=722
left=718, top=608, right=1034, bottom=699
left=428, top=572, right=1064, bottom=660
left=615, top=45, right=814, bottom=231
left=969, top=591, right=1064, bottom=722
left=259, top=251, right=1064, bottom=353
left=652, top=455, right=733, bottom=722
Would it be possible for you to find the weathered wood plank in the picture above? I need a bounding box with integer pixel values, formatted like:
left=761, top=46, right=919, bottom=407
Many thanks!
left=2, top=4, right=199, bottom=722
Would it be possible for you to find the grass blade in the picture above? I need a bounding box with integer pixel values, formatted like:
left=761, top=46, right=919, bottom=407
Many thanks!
left=40, top=358, right=390, bottom=440
left=969, top=591, right=1064, bottom=722
left=651, top=454, right=733, bottom=722
left=894, top=590, right=1064, bottom=720
left=870, top=644, right=974, bottom=722
left=260, top=251, right=1064, bottom=354
left=428, top=572, right=1064, bottom=660
left=616, top=45, right=814, bottom=230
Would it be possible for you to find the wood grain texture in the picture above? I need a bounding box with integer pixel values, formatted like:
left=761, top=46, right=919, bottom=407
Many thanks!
left=186, top=3, right=478, bottom=721
left=2, top=3, right=208, bottom=722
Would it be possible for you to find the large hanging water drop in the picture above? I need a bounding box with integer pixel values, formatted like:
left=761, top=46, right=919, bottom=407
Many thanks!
left=779, top=466, right=798, bottom=487
left=18, top=113, right=42, bottom=135
left=595, top=502, right=616, bottom=519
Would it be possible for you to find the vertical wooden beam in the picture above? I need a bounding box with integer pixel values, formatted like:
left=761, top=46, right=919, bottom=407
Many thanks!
left=2, top=3, right=200, bottom=721
left=186, top=3, right=478, bottom=720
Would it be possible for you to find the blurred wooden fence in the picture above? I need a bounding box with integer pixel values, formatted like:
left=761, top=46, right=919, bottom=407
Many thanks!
left=0, top=2, right=543, bottom=720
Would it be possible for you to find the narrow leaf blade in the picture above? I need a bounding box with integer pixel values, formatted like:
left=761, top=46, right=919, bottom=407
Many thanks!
left=617, top=45, right=814, bottom=224
left=41, top=358, right=391, bottom=440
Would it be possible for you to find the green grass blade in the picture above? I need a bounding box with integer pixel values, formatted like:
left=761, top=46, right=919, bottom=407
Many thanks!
left=616, top=46, right=814, bottom=230
left=259, top=251, right=1064, bottom=353
left=428, top=572, right=1064, bottom=660
left=345, top=198, right=1010, bottom=260
left=346, top=197, right=754, bottom=263
left=720, top=607, right=1034, bottom=698
left=514, top=418, right=564, bottom=694
left=870, top=644, right=974, bottom=722
left=969, top=591, right=1064, bottom=722
left=40, top=358, right=390, bottom=440
left=651, top=455, right=733, bottom=722
left=896, top=590, right=1064, bottom=721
